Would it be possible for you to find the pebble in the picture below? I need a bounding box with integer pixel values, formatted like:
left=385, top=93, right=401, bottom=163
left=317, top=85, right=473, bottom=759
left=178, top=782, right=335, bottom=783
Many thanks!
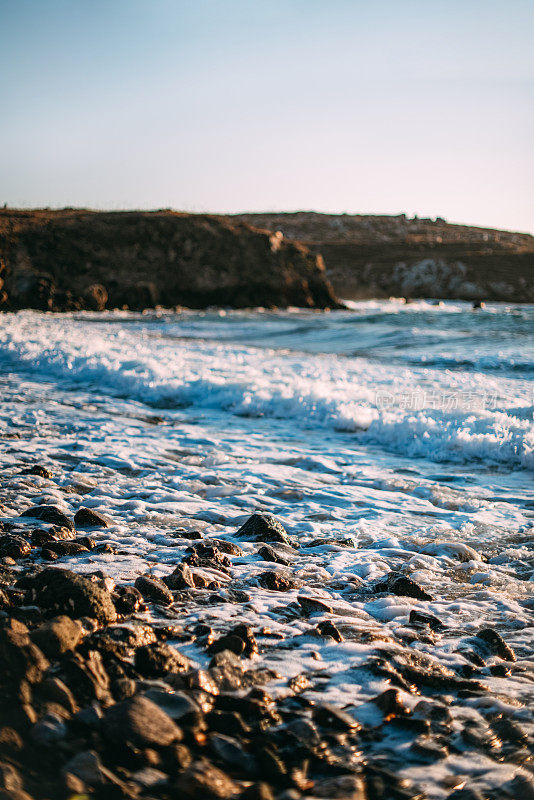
left=0, top=535, right=31, bottom=559
left=102, top=695, right=182, bottom=747
left=25, top=568, right=117, bottom=623
left=135, top=574, right=174, bottom=606
left=376, top=572, right=434, bottom=601
left=173, top=758, right=239, bottom=798
left=20, top=504, right=75, bottom=530
left=258, top=571, right=296, bottom=591
left=30, top=615, right=82, bottom=657
left=74, top=507, right=111, bottom=528
left=134, top=642, right=190, bottom=677
left=236, top=512, right=291, bottom=545
left=476, top=628, right=516, bottom=661
left=258, top=544, right=291, bottom=565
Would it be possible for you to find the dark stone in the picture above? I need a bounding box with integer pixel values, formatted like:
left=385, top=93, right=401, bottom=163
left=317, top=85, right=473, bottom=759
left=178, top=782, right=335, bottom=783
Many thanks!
left=215, top=694, right=280, bottom=727
left=26, top=568, right=117, bottom=623
left=74, top=507, right=111, bottom=528
left=21, top=464, right=53, bottom=479
left=164, top=563, right=196, bottom=590
left=230, top=624, right=258, bottom=656
left=0, top=587, right=10, bottom=610
left=476, top=628, right=516, bottom=661
left=20, top=505, right=74, bottom=531
left=258, top=545, right=290, bottom=565
left=163, top=743, right=193, bottom=773
left=315, top=620, right=343, bottom=641
left=0, top=761, right=23, bottom=793
left=205, top=710, right=251, bottom=738
left=113, top=585, right=146, bottom=614
left=312, top=703, right=360, bottom=732
left=30, top=615, right=82, bottom=657
left=83, top=283, right=108, bottom=311
left=507, top=774, right=534, bottom=800
left=258, top=571, right=296, bottom=592
left=373, top=688, right=411, bottom=716
left=0, top=727, right=23, bottom=754
left=45, top=540, right=89, bottom=556
left=31, top=528, right=59, bottom=546
left=235, top=513, right=291, bottom=545
left=209, top=635, right=245, bottom=657
left=489, top=716, right=527, bottom=745
left=297, top=595, right=333, bottom=614
left=184, top=543, right=232, bottom=575
left=102, top=695, right=181, bottom=747
left=41, top=549, right=59, bottom=561
left=37, top=677, right=78, bottom=714
left=135, top=575, right=174, bottom=606
left=409, top=610, right=444, bottom=630
left=311, top=775, right=366, bottom=799
left=61, top=650, right=111, bottom=704
left=488, top=663, right=510, bottom=677
left=0, top=621, right=49, bottom=684
left=134, top=642, right=190, bottom=677
left=209, top=539, right=244, bottom=556
left=173, top=758, right=239, bottom=798
left=209, top=733, right=257, bottom=773
left=0, top=535, right=31, bottom=559
left=375, top=572, right=434, bottom=602
left=410, top=736, right=449, bottom=760
left=143, top=689, right=199, bottom=721
left=76, top=536, right=96, bottom=549
left=209, top=624, right=258, bottom=658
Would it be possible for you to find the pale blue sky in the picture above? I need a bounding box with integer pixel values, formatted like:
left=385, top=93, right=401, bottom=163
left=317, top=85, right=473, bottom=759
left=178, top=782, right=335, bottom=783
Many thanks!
left=1, top=0, right=533, bottom=232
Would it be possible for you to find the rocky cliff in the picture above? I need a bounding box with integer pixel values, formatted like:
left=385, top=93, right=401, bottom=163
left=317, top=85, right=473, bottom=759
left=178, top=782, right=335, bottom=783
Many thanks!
left=233, top=212, right=534, bottom=302
left=0, top=209, right=339, bottom=311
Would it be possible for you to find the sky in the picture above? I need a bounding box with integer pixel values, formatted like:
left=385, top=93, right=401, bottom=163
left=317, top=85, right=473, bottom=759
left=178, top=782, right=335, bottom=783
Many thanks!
left=1, top=0, right=533, bottom=233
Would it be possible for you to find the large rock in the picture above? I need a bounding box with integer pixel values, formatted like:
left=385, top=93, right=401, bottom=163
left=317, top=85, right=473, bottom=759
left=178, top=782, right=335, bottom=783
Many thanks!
left=101, top=695, right=181, bottom=747
left=25, top=568, right=117, bottom=623
left=20, top=505, right=74, bottom=531
left=0, top=209, right=340, bottom=311
left=30, top=616, right=83, bottom=657
left=74, top=507, right=110, bottom=528
left=234, top=211, right=534, bottom=303
left=0, top=621, right=49, bottom=684
left=235, top=513, right=291, bottom=545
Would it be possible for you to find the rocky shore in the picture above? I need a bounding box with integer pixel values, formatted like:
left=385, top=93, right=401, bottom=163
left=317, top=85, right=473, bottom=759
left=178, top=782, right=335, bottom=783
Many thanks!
left=2, top=208, right=533, bottom=312
left=0, top=209, right=339, bottom=312
left=1, top=468, right=533, bottom=800
left=233, top=213, right=534, bottom=302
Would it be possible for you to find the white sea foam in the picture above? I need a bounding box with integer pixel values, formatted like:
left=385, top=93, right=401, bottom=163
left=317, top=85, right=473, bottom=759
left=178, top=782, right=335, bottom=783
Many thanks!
left=1, top=309, right=532, bottom=470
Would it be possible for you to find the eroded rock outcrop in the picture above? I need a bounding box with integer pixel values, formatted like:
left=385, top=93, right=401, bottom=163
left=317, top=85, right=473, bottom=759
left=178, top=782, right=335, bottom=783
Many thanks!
left=0, top=209, right=339, bottom=311
left=234, top=212, right=534, bottom=301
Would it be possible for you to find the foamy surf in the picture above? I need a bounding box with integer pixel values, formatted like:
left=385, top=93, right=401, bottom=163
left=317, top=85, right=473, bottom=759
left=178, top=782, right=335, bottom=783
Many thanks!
left=1, top=306, right=532, bottom=470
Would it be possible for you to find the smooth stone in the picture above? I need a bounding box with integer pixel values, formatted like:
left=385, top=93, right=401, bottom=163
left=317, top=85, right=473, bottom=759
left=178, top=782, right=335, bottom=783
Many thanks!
left=30, top=615, right=83, bottom=657
left=135, top=575, right=174, bottom=606
left=235, top=513, right=291, bottom=545
left=74, top=507, right=111, bottom=528
left=102, top=695, right=181, bottom=747
left=20, top=505, right=74, bottom=531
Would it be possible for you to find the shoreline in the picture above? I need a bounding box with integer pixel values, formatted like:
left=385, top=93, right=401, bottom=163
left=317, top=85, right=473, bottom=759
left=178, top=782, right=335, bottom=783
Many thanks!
left=1, top=448, right=533, bottom=800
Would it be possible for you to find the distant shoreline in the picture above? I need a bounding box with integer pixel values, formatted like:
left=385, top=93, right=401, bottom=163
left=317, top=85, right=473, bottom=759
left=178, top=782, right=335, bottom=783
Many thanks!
left=1, top=208, right=533, bottom=311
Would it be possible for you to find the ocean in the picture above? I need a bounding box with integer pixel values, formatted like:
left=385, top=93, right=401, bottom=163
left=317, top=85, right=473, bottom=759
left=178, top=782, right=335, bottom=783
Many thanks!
left=0, top=300, right=533, bottom=797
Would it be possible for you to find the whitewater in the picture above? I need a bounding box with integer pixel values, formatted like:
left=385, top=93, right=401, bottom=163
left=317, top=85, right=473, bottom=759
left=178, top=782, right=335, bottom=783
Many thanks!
left=0, top=300, right=533, bottom=799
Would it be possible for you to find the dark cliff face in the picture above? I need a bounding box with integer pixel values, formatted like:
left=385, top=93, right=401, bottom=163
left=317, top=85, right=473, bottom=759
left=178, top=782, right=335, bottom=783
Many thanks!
left=0, top=209, right=339, bottom=311
left=233, top=212, right=534, bottom=302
